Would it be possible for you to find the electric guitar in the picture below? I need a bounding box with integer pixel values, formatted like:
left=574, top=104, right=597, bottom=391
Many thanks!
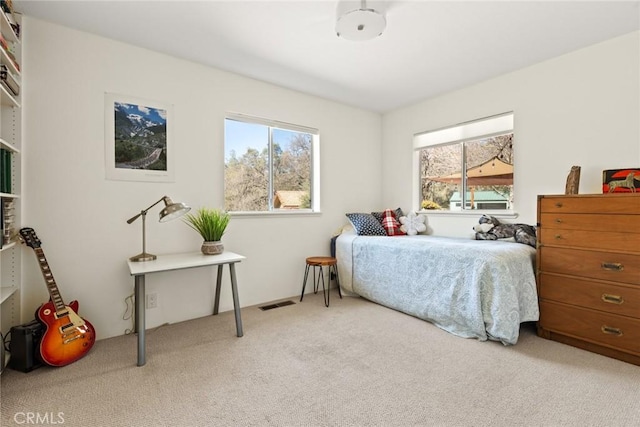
left=19, top=227, right=96, bottom=367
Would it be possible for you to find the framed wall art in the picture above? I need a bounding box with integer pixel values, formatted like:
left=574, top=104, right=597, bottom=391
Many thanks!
left=105, top=93, right=174, bottom=182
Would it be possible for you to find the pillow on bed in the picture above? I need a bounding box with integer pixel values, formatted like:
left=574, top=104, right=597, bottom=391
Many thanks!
left=380, top=208, right=405, bottom=236
left=399, top=212, right=427, bottom=236
left=371, top=207, right=404, bottom=224
left=346, top=213, right=387, bottom=236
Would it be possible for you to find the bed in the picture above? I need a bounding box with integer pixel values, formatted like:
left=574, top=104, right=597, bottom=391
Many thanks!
left=335, top=232, right=539, bottom=345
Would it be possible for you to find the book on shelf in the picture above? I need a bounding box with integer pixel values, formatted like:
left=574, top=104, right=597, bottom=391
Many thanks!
left=0, top=78, right=17, bottom=96
left=5, top=50, right=18, bottom=72
left=0, top=64, right=18, bottom=95
left=0, top=34, right=19, bottom=72
left=0, top=148, right=4, bottom=192
left=0, top=0, right=19, bottom=39
left=3, top=224, right=11, bottom=245
left=6, top=148, right=10, bottom=193
left=2, top=198, right=13, bottom=245
left=0, top=148, right=11, bottom=193
left=0, top=199, right=3, bottom=249
left=0, top=1, right=10, bottom=16
left=0, top=80, right=15, bottom=97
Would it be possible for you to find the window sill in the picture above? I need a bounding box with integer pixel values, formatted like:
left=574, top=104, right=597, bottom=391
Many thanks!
left=230, top=210, right=322, bottom=218
left=417, top=209, right=520, bottom=219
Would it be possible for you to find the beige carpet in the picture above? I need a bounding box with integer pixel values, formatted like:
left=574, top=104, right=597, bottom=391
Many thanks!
left=1, top=292, right=639, bottom=427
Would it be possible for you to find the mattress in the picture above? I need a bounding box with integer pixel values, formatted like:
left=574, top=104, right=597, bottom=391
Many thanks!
left=336, top=232, right=539, bottom=344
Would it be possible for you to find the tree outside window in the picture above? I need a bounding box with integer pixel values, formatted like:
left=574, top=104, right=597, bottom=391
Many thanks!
left=414, top=113, right=514, bottom=212
left=419, top=134, right=513, bottom=210
left=224, top=116, right=316, bottom=212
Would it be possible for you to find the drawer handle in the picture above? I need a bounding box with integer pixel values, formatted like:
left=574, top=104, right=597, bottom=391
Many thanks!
left=601, top=325, right=623, bottom=337
left=555, top=202, right=563, bottom=208
left=601, top=262, right=624, bottom=271
left=601, top=294, right=624, bottom=305
left=555, top=218, right=563, bottom=223
left=554, top=234, right=562, bottom=239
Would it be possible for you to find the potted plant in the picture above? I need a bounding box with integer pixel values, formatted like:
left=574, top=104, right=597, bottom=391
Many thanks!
left=183, top=208, right=230, bottom=255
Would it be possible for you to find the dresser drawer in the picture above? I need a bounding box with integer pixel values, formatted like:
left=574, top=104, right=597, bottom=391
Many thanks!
left=539, top=195, right=640, bottom=214
left=539, top=246, right=640, bottom=285
left=538, top=273, right=640, bottom=318
left=539, top=228, right=640, bottom=253
left=539, top=213, right=638, bottom=234
left=539, top=301, right=640, bottom=355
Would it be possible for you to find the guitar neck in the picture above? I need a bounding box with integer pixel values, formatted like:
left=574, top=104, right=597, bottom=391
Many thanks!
left=33, top=247, right=66, bottom=313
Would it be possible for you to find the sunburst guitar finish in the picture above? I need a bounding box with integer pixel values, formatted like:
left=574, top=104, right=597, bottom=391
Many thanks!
left=35, top=300, right=95, bottom=367
left=20, top=227, right=96, bottom=367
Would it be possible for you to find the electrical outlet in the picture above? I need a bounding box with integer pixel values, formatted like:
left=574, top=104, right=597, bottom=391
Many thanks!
left=146, top=293, right=158, bottom=309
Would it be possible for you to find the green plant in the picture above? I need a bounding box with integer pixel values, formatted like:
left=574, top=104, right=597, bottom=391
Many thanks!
left=183, top=208, right=230, bottom=242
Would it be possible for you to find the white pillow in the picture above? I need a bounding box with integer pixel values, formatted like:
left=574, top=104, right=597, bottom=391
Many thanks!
left=399, top=212, right=427, bottom=236
left=338, top=223, right=355, bottom=235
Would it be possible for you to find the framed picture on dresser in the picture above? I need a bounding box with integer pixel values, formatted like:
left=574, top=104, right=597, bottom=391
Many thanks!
left=602, top=168, right=639, bottom=193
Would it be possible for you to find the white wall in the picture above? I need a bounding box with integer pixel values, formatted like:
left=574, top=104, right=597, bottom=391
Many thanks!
left=382, top=31, right=640, bottom=237
left=20, top=18, right=640, bottom=340
left=21, top=18, right=382, bottom=339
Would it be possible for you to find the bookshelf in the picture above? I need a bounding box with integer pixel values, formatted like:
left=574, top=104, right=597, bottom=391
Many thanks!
left=0, top=4, right=20, bottom=373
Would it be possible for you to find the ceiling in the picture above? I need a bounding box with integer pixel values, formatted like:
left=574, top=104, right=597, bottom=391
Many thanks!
left=14, top=1, right=640, bottom=113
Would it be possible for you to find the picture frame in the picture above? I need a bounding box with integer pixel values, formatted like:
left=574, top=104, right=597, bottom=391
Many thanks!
left=602, top=168, right=639, bottom=193
left=104, top=93, right=174, bottom=182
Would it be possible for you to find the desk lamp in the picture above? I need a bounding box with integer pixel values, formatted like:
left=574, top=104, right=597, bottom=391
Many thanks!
left=127, top=195, right=191, bottom=262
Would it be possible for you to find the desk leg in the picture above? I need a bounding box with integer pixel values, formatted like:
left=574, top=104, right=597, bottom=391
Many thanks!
left=134, top=274, right=146, bottom=366
left=229, top=263, right=243, bottom=337
left=213, top=265, right=223, bottom=315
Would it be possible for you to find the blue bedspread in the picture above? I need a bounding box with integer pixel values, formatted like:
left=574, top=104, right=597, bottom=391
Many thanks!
left=336, top=234, right=539, bottom=345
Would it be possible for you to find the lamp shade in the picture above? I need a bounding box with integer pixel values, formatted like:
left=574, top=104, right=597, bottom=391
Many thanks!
left=336, top=1, right=386, bottom=41
left=159, top=197, right=191, bottom=222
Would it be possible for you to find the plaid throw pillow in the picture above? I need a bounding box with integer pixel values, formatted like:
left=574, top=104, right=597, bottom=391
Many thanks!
left=371, top=207, right=404, bottom=224
left=381, top=208, right=405, bottom=236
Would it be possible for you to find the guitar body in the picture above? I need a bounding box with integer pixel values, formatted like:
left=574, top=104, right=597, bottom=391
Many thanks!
left=20, top=227, right=97, bottom=367
left=36, top=299, right=96, bottom=367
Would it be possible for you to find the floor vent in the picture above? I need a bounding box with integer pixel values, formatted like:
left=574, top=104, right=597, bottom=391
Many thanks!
left=259, top=300, right=296, bottom=311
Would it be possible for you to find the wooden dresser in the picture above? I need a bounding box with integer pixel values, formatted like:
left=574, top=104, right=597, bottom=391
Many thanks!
left=536, top=193, right=640, bottom=365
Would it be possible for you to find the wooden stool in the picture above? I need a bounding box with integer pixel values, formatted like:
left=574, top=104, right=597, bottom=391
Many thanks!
left=300, top=256, right=342, bottom=307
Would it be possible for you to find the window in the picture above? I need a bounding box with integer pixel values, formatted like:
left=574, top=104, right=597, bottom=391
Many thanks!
left=224, top=114, right=319, bottom=213
left=414, top=113, right=514, bottom=212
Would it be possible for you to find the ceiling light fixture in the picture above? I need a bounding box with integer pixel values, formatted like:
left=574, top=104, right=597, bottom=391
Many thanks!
left=336, top=0, right=386, bottom=41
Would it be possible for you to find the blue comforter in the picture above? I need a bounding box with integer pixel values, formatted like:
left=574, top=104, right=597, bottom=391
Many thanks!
left=336, top=234, right=539, bottom=345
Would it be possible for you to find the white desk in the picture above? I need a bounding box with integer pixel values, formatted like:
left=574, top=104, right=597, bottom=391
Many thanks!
left=127, top=251, right=246, bottom=366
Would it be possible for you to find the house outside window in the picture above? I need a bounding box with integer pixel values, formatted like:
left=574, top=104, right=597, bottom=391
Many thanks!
left=413, top=113, right=514, bottom=212
left=224, top=114, right=319, bottom=213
